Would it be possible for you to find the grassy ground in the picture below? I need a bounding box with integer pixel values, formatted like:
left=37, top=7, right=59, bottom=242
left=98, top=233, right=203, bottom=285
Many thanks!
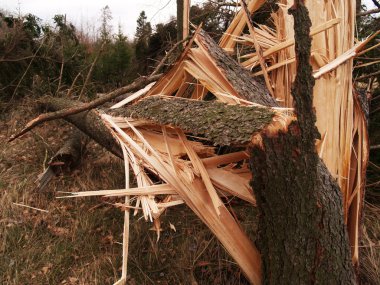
left=1, top=99, right=379, bottom=284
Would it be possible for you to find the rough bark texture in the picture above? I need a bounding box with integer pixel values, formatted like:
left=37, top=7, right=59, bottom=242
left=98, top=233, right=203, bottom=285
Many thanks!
left=49, top=129, right=88, bottom=171
left=250, top=126, right=356, bottom=284
left=196, top=30, right=277, bottom=107
left=177, top=0, right=184, bottom=49
left=110, top=96, right=275, bottom=146
left=249, top=2, right=356, bottom=284
left=36, top=129, right=88, bottom=190
left=39, top=97, right=122, bottom=159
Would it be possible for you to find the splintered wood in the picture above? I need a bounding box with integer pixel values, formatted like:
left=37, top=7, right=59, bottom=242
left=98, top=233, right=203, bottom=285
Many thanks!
left=65, top=28, right=286, bottom=284
left=219, top=0, right=370, bottom=267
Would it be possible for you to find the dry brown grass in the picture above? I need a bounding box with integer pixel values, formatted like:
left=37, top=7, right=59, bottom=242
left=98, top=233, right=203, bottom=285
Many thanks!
left=361, top=202, right=380, bottom=285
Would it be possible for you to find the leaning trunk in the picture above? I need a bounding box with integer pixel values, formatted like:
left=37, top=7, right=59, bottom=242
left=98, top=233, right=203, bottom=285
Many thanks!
left=39, top=97, right=122, bottom=159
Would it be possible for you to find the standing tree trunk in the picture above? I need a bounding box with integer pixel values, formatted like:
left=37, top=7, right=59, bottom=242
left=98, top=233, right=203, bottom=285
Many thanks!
left=177, top=0, right=184, bottom=42
left=177, top=0, right=184, bottom=48
left=249, top=2, right=356, bottom=284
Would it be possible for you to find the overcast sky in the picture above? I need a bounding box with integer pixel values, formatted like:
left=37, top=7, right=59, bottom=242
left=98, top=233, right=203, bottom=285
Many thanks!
left=0, top=0, right=377, bottom=38
left=0, top=0, right=206, bottom=38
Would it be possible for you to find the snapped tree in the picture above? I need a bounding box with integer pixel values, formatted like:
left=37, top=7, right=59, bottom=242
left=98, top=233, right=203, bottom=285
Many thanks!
left=9, top=1, right=358, bottom=284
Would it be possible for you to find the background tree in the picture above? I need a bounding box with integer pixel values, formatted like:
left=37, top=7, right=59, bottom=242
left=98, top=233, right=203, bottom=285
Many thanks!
left=134, top=11, right=152, bottom=74
left=99, top=5, right=112, bottom=43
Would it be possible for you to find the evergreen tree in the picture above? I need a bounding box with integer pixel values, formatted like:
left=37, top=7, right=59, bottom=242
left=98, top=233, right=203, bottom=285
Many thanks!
left=135, top=10, right=152, bottom=67
left=99, top=5, right=112, bottom=43
left=135, top=11, right=152, bottom=43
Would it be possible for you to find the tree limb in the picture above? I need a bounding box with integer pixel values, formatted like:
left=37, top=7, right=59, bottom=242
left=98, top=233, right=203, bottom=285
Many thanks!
left=372, top=0, right=380, bottom=9
left=109, top=95, right=279, bottom=146
left=78, top=42, right=105, bottom=100
left=357, top=8, right=380, bottom=16
left=8, top=73, right=162, bottom=142
left=370, top=144, right=380, bottom=150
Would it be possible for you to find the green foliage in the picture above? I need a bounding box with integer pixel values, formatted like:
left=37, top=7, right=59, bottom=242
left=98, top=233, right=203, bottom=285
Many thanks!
left=134, top=10, right=152, bottom=72
left=190, top=2, right=233, bottom=40
left=93, top=26, right=133, bottom=89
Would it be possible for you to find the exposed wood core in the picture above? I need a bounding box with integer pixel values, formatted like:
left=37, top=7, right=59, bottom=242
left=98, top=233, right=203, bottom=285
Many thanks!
left=183, top=0, right=190, bottom=40
left=101, top=114, right=262, bottom=284
left=110, top=96, right=276, bottom=146
left=219, top=0, right=266, bottom=52
left=146, top=28, right=277, bottom=107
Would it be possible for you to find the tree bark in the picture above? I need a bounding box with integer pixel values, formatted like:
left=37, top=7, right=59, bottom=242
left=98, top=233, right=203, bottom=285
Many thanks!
left=196, top=30, right=277, bottom=107
left=110, top=96, right=276, bottom=146
left=250, top=127, right=355, bottom=284
left=36, top=129, right=88, bottom=190
left=39, top=97, right=122, bottom=159
left=177, top=0, right=184, bottom=48
left=49, top=129, right=88, bottom=170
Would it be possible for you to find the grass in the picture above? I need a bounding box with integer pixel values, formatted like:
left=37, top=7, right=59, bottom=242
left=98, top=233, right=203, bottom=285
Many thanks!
left=1, top=98, right=379, bottom=284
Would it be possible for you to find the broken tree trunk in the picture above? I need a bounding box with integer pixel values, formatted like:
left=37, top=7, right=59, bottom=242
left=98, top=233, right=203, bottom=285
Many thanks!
left=249, top=2, right=356, bottom=284
left=29, top=15, right=357, bottom=282
left=36, top=129, right=88, bottom=190
left=39, top=97, right=122, bottom=159
left=110, top=96, right=281, bottom=146
left=49, top=129, right=88, bottom=170
left=37, top=95, right=287, bottom=156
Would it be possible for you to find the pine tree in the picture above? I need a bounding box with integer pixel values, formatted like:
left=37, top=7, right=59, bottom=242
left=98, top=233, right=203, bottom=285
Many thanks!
left=99, top=5, right=112, bottom=43
left=134, top=11, right=152, bottom=73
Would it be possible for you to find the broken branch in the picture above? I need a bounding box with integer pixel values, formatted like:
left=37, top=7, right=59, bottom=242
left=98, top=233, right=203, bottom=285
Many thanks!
left=8, top=73, right=162, bottom=142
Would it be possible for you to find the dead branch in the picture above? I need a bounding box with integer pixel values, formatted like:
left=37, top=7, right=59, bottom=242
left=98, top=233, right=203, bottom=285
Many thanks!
left=151, top=36, right=191, bottom=76
left=8, top=73, right=162, bottom=142
left=357, top=70, right=380, bottom=81
left=36, top=129, right=88, bottom=190
left=11, top=37, right=46, bottom=101
left=357, top=8, right=380, bottom=16
left=78, top=42, right=106, bottom=100
left=38, top=97, right=123, bottom=158
left=370, top=144, right=380, bottom=150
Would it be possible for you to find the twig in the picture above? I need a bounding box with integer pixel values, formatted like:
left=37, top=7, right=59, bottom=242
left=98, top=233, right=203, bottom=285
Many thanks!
left=357, top=70, right=380, bottom=81
left=8, top=73, right=163, bottom=142
left=12, top=202, right=49, bottom=213
left=357, top=8, right=380, bottom=17
left=56, top=42, right=65, bottom=94
left=370, top=144, right=380, bottom=150
left=78, top=42, right=106, bottom=100
left=67, top=70, right=83, bottom=98
left=150, top=36, right=190, bottom=76
left=11, top=37, right=46, bottom=101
